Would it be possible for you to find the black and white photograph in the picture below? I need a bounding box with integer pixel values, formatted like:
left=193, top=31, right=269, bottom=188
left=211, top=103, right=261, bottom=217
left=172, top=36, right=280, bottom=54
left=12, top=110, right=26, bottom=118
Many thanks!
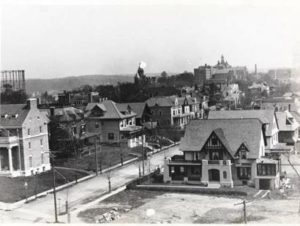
left=1, top=0, right=300, bottom=224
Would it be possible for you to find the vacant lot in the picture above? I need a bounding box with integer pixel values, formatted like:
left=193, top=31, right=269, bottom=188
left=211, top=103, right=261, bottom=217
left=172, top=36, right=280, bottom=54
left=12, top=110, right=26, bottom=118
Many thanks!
left=0, top=168, right=89, bottom=203
left=78, top=187, right=300, bottom=224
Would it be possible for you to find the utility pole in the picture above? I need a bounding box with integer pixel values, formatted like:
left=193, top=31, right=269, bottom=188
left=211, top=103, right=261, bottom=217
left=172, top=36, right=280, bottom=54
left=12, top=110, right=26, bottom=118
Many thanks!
left=94, top=136, right=99, bottom=175
left=52, top=164, right=59, bottom=223
left=243, top=200, right=247, bottom=224
left=234, top=200, right=248, bottom=224
left=142, top=130, right=145, bottom=176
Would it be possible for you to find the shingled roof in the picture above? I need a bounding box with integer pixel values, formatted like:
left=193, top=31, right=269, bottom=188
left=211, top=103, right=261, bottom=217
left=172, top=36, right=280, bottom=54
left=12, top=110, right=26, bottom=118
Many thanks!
left=275, top=111, right=299, bottom=131
left=180, top=119, right=264, bottom=159
left=85, top=100, right=136, bottom=119
left=208, top=109, right=277, bottom=136
left=0, top=104, right=29, bottom=127
left=117, top=102, right=146, bottom=119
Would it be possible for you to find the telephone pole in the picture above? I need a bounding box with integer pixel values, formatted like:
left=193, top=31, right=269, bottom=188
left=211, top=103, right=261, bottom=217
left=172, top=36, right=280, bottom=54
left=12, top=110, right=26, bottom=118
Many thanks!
left=94, top=136, right=99, bottom=175
left=234, top=200, right=249, bottom=224
left=52, top=165, right=59, bottom=223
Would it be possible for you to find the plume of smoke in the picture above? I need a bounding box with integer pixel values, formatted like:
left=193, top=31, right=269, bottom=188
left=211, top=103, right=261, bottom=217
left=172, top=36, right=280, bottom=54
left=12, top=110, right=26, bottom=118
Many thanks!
left=139, top=61, right=147, bottom=69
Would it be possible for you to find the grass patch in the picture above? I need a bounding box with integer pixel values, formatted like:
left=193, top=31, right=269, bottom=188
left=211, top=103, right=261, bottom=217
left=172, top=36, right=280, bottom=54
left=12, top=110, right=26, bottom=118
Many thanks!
left=55, top=145, right=136, bottom=172
left=0, top=168, right=89, bottom=203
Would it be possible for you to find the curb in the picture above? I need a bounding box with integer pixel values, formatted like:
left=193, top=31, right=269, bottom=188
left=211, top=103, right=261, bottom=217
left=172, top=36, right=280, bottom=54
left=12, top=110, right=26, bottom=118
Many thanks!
left=0, top=157, right=139, bottom=211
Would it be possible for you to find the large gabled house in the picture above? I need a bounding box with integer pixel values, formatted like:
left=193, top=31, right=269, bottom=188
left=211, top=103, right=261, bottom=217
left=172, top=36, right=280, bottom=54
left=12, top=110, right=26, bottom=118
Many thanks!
left=0, top=98, right=51, bottom=177
left=208, top=110, right=294, bottom=156
left=164, top=119, right=280, bottom=190
left=85, top=100, right=144, bottom=148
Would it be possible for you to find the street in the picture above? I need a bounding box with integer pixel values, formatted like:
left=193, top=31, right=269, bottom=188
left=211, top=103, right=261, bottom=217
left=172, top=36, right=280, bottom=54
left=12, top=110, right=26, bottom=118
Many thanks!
left=0, top=145, right=181, bottom=223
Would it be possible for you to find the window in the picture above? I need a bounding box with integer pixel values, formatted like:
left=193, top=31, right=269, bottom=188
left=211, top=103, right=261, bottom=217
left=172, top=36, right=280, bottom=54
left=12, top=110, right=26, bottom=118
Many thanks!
left=171, top=166, right=175, bottom=174
left=191, top=166, right=201, bottom=174
left=159, top=111, right=162, bottom=116
left=108, top=133, right=114, bottom=140
left=241, top=150, right=247, bottom=160
left=39, top=126, right=42, bottom=133
left=41, top=153, right=44, bottom=164
left=211, top=135, right=218, bottom=145
left=29, top=156, right=33, bottom=167
left=257, top=164, right=276, bottom=176
left=28, top=142, right=31, bottom=149
left=238, top=167, right=251, bottom=179
left=223, top=171, right=227, bottom=179
left=80, top=124, right=86, bottom=135
left=211, top=151, right=220, bottom=160
left=180, top=166, right=185, bottom=173
left=95, top=123, right=99, bottom=129
left=40, top=139, right=43, bottom=146
left=72, top=127, right=77, bottom=135
left=27, top=128, right=31, bottom=135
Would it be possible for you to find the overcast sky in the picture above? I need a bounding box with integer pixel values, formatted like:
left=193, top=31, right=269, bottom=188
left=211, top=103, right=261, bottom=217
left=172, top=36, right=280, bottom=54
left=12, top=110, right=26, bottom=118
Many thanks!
left=1, top=0, right=300, bottom=79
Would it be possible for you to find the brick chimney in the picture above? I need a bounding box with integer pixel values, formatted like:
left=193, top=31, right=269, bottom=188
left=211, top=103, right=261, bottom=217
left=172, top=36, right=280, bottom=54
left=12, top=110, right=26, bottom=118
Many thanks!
left=27, top=98, right=37, bottom=109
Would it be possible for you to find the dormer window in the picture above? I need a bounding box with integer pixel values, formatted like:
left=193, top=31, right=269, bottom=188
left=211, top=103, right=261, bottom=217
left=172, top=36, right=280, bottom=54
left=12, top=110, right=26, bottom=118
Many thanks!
left=240, top=150, right=247, bottom=159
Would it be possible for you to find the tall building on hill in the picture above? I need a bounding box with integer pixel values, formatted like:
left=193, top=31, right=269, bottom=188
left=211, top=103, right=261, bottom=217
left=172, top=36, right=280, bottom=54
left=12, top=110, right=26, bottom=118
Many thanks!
left=194, top=55, right=248, bottom=89
left=0, top=70, right=26, bottom=92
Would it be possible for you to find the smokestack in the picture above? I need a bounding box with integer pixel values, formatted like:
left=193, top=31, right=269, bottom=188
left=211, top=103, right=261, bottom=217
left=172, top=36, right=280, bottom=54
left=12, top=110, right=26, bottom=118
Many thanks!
left=255, top=64, right=257, bottom=75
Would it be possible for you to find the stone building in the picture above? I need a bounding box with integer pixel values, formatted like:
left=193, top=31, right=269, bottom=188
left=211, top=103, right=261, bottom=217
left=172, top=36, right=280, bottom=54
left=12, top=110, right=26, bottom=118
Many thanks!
left=0, top=98, right=51, bottom=177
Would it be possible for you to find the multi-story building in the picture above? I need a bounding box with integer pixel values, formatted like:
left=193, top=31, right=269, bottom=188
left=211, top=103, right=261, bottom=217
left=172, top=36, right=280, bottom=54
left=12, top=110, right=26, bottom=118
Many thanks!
left=146, top=96, right=200, bottom=129
left=194, top=55, right=248, bottom=89
left=85, top=100, right=144, bottom=148
left=0, top=98, right=51, bottom=177
left=164, top=119, right=280, bottom=190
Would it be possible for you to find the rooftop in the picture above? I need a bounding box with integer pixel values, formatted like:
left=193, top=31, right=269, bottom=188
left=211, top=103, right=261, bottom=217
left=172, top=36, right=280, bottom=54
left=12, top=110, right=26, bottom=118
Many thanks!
left=180, top=119, right=264, bottom=159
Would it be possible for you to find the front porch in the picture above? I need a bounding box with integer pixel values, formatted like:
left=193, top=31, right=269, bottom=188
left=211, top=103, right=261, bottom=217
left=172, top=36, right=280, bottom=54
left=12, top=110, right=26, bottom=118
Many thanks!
left=164, top=158, right=233, bottom=187
left=0, top=136, right=22, bottom=177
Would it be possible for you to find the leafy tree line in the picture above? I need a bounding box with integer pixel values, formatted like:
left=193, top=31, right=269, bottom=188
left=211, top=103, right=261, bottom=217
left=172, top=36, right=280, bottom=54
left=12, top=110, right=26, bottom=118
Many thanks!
left=0, top=84, right=28, bottom=104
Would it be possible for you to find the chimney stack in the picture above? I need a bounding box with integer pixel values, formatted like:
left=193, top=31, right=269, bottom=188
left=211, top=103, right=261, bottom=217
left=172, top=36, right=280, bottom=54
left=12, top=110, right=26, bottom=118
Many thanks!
left=27, top=98, right=37, bottom=109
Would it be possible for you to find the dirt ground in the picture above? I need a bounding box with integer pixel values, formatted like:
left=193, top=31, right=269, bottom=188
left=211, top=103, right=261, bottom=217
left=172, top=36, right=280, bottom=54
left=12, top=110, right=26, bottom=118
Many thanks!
left=77, top=188, right=300, bottom=224
left=77, top=152, right=300, bottom=224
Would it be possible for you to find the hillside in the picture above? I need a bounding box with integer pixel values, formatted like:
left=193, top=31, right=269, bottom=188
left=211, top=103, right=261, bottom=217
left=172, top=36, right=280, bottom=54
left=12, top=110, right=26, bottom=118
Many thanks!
left=26, top=74, right=135, bottom=94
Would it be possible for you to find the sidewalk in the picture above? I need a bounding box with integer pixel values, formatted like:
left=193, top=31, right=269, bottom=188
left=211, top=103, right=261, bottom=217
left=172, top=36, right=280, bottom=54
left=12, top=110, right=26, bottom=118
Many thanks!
left=1, top=145, right=181, bottom=223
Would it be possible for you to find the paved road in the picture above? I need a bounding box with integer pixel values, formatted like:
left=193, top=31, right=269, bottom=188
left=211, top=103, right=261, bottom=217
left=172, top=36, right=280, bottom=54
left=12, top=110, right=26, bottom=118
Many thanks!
left=0, top=145, right=181, bottom=223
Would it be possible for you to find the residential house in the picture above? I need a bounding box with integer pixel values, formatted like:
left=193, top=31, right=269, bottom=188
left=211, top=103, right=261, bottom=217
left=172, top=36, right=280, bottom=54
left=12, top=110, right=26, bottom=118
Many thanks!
left=146, top=96, right=200, bottom=129
left=116, top=102, right=152, bottom=127
left=85, top=100, right=144, bottom=148
left=0, top=98, right=51, bottom=177
left=221, top=83, right=241, bottom=108
left=41, top=106, right=89, bottom=153
left=208, top=110, right=294, bottom=155
left=163, top=119, right=280, bottom=190
left=248, top=82, right=270, bottom=96
left=275, top=111, right=299, bottom=145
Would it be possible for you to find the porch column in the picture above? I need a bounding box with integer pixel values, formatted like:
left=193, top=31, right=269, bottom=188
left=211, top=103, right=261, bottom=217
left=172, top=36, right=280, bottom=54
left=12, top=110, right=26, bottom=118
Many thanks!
left=18, top=146, right=22, bottom=170
left=201, top=160, right=209, bottom=184
left=8, top=147, right=13, bottom=173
